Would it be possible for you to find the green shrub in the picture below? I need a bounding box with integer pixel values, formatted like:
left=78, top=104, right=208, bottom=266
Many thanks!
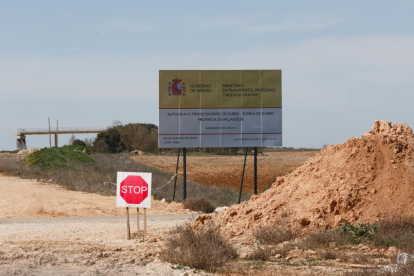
left=338, top=221, right=377, bottom=244
left=72, top=139, right=86, bottom=147
left=26, top=145, right=95, bottom=169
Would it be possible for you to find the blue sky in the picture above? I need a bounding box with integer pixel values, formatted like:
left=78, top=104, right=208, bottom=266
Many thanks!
left=1, top=0, right=414, bottom=150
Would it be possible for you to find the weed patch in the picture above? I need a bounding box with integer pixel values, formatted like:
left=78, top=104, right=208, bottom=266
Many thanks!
left=162, top=223, right=237, bottom=272
left=253, top=221, right=298, bottom=245
left=183, top=198, right=215, bottom=213
left=248, top=246, right=273, bottom=261
left=372, top=217, right=414, bottom=253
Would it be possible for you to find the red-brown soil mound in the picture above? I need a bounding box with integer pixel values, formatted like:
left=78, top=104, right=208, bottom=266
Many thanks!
left=195, top=121, right=414, bottom=238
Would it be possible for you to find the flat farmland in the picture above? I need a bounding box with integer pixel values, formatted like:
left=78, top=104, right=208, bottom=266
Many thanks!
left=132, top=151, right=318, bottom=193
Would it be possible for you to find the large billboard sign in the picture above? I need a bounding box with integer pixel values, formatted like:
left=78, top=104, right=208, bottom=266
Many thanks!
left=159, top=70, right=282, bottom=148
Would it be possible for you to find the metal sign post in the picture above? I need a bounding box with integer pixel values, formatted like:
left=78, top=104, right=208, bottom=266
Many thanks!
left=238, top=147, right=248, bottom=204
left=183, top=148, right=187, bottom=200
left=254, top=147, right=258, bottom=195
left=172, top=148, right=181, bottom=201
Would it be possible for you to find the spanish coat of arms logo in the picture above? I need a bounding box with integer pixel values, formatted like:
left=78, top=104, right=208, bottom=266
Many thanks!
left=168, top=78, right=186, bottom=96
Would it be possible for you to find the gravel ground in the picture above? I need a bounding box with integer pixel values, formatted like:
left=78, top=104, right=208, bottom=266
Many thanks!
left=0, top=215, right=209, bottom=276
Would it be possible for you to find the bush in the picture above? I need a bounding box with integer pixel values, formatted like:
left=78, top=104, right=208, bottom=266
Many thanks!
left=183, top=198, right=215, bottom=213
left=93, top=123, right=158, bottom=153
left=338, top=221, right=377, bottom=244
left=72, top=139, right=86, bottom=147
left=253, top=221, right=298, bottom=245
left=94, top=127, right=125, bottom=153
left=26, top=145, right=95, bottom=169
left=162, top=223, right=237, bottom=272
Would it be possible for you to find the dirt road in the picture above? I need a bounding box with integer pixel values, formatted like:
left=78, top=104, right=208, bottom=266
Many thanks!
left=0, top=175, right=189, bottom=219
left=0, top=175, right=204, bottom=275
left=0, top=215, right=202, bottom=276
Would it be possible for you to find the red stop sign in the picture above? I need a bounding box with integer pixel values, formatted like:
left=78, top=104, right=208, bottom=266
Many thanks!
left=120, top=175, right=149, bottom=205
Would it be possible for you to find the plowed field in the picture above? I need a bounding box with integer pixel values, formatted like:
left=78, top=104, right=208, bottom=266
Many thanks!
left=132, top=151, right=318, bottom=193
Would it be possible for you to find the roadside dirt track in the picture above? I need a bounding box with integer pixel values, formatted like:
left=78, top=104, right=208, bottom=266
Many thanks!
left=0, top=175, right=188, bottom=219
left=0, top=175, right=203, bottom=276
left=0, top=215, right=201, bottom=276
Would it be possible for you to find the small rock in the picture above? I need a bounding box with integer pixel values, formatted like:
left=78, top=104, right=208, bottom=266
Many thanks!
left=391, top=160, right=396, bottom=164
left=274, top=254, right=282, bottom=259
left=180, top=272, right=189, bottom=276
left=149, top=237, right=158, bottom=243
left=387, top=246, right=398, bottom=254
left=370, top=188, right=377, bottom=194
left=285, top=256, right=292, bottom=261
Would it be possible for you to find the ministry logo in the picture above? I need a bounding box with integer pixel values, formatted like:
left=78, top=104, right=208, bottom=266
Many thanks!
left=168, top=78, right=186, bottom=96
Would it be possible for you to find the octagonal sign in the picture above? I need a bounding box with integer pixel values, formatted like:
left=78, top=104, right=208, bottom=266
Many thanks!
left=116, top=172, right=152, bottom=208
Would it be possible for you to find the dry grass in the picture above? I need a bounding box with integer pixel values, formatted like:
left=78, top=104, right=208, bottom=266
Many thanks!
left=162, top=223, right=237, bottom=272
left=248, top=246, right=273, bottom=261
left=183, top=198, right=215, bottom=213
left=373, top=217, right=414, bottom=253
left=300, top=229, right=348, bottom=249
left=253, top=221, right=298, bottom=245
left=300, top=218, right=414, bottom=253
left=0, top=154, right=249, bottom=207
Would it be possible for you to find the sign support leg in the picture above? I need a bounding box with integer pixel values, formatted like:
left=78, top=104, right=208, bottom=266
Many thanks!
left=183, top=148, right=187, bottom=200
left=137, top=208, right=140, bottom=240
left=144, top=208, right=147, bottom=239
left=172, top=148, right=181, bottom=201
left=126, top=207, right=131, bottom=240
left=254, top=147, right=258, bottom=195
left=238, top=147, right=248, bottom=204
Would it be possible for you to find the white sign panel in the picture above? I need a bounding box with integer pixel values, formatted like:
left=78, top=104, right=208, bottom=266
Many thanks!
left=159, top=70, right=282, bottom=148
left=116, top=172, right=152, bottom=208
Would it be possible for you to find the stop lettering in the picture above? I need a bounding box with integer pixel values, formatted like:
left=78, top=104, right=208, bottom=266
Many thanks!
left=120, top=175, right=149, bottom=204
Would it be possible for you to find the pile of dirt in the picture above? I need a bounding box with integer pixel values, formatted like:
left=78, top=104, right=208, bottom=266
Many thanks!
left=195, top=120, right=414, bottom=238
